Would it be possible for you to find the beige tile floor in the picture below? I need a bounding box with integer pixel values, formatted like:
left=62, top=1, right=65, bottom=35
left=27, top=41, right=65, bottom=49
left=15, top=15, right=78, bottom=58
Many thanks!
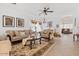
left=43, top=34, right=79, bottom=56
left=0, top=39, right=11, bottom=56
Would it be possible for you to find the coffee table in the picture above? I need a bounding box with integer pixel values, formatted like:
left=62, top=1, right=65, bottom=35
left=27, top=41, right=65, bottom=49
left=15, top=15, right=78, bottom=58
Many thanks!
left=22, top=37, right=42, bottom=49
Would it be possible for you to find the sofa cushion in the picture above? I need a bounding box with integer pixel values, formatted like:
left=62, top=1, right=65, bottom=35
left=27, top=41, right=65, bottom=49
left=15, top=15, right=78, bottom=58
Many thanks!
left=12, top=36, right=22, bottom=42
left=21, top=35, right=28, bottom=39
left=19, top=31, right=26, bottom=36
left=15, top=31, right=20, bottom=36
left=25, top=30, right=29, bottom=36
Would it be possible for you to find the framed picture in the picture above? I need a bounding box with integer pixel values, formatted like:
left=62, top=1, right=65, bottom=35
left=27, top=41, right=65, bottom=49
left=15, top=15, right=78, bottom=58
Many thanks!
left=3, top=15, right=15, bottom=27
left=16, top=18, right=24, bottom=27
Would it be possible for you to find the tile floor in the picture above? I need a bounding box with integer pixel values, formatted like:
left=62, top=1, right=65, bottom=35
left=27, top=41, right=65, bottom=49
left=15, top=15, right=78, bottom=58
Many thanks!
left=43, top=34, right=79, bottom=56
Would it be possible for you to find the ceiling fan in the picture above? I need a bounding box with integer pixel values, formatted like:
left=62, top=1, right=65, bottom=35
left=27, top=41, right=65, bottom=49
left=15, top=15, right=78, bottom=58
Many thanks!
left=39, top=7, right=54, bottom=23
left=39, top=7, right=54, bottom=15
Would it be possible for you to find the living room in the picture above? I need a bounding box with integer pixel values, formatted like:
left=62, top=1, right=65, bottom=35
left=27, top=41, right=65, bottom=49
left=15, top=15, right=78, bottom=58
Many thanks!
left=1, top=3, right=79, bottom=56
left=0, top=3, right=61, bottom=56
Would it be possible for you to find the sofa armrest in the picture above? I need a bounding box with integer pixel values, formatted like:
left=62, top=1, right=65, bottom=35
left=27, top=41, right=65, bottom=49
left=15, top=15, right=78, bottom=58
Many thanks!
left=6, top=35, right=12, bottom=42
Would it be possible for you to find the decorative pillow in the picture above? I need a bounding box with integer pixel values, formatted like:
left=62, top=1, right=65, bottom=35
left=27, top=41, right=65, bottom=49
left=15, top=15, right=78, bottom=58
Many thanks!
left=7, top=31, right=16, bottom=37
left=15, top=31, right=20, bottom=36
left=19, top=32, right=25, bottom=36
left=25, top=30, right=29, bottom=35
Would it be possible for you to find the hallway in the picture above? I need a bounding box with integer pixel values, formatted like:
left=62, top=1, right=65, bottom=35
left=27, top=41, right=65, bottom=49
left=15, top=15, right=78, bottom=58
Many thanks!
left=43, top=34, right=79, bottom=56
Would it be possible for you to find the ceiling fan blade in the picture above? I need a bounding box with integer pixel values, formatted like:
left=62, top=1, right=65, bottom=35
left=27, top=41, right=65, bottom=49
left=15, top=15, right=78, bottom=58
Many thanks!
left=46, top=8, right=50, bottom=10
left=47, top=10, right=53, bottom=12
left=45, top=12, right=47, bottom=15
left=44, top=7, right=46, bottom=9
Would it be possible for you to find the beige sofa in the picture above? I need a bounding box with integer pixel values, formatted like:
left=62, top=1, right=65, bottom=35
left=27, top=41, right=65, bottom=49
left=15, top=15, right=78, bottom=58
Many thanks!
left=6, top=30, right=32, bottom=43
left=40, top=29, right=54, bottom=40
left=40, top=29, right=61, bottom=39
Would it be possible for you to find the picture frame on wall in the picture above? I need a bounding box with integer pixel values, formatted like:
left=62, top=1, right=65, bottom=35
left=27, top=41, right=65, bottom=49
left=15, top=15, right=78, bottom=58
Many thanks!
left=3, top=15, right=15, bottom=27
left=16, top=18, right=24, bottom=27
